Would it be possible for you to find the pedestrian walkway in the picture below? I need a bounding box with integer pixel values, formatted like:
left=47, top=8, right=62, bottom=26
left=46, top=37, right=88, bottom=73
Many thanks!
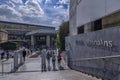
left=18, top=58, right=41, bottom=72
left=17, top=56, right=67, bottom=72
left=0, top=56, right=101, bottom=80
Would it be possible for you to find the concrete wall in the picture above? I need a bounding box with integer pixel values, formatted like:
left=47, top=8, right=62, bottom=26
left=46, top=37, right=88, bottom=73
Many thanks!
left=69, top=0, right=77, bottom=35
left=66, top=26, right=120, bottom=80
left=76, top=0, right=120, bottom=28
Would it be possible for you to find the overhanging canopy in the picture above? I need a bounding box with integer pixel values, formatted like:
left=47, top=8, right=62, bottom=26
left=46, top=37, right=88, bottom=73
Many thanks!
left=26, top=29, right=56, bottom=36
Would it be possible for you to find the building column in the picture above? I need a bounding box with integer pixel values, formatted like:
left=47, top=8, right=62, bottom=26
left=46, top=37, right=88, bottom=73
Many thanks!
left=51, top=37, right=54, bottom=48
left=46, top=35, right=50, bottom=48
left=31, top=35, right=34, bottom=49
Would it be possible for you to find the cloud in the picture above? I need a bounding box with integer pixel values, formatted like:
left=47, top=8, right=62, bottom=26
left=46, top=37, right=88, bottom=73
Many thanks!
left=11, top=0, right=23, bottom=4
left=0, top=5, right=23, bottom=23
left=22, top=15, right=53, bottom=26
left=0, top=4, right=22, bottom=18
left=0, top=0, right=69, bottom=27
left=59, top=0, right=69, bottom=4
left=45, top=0, right=52, bottom=4
left=19, top=0, right=44, bottom=17
left=6, top=1, right=16, bottom=7
left=52, top=17, right=62, bottom=26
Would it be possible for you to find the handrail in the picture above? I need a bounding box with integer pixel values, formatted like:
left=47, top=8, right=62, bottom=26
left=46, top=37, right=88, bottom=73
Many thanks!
left=71, top=55, right=120, bottom=62
left=0, top=59, right=8, bottom=76
left=0, top=59, right=13, bottom=75
left=0, top=59, right=8, bottom=63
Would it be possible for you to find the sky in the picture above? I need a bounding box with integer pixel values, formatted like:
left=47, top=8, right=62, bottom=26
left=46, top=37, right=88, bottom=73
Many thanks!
left=0, top=0, right=69, bottom=27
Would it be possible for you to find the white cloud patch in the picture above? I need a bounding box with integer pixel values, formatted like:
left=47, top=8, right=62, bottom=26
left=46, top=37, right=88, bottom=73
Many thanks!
left=11, top=0, right=23, bottom=4
left=45, top=0, right=52, bottom=4
left=52, top=5, right=69, bottom=19
left=19, top=0, right=44, bottom=17
left=52, top=18, right=62, bottom=26
left=54, top=5, right=64, bottom=9
left=59, top=0, right=69, bottom=4
left=6, top=1, right=16, bottom=7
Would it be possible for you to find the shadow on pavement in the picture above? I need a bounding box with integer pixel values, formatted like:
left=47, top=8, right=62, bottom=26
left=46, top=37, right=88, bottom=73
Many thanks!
left=14, top=69, right=70, bottom=74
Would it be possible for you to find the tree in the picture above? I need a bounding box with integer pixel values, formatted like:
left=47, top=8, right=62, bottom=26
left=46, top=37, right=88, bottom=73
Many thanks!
left=58, top=21, right=69, bottom=51
left=55, top=35, right=61, bottom=48
left=0, top=41, right=18, bottom=50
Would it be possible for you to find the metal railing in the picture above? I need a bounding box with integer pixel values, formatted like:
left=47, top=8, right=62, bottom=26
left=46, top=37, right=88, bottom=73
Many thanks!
left=68, top=55, right=120, bottom=80
left=0, top=59, right=13, bottom=75
left=12, top=50, right=24, bottom=72
left=0, top=49, right=24, bottom=75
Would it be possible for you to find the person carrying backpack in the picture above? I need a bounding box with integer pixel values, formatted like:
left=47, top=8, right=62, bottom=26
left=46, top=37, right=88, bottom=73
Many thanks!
left=51, top=50, right=56, bottom=71
left=57, top=53, right=62, bottom=69
left=40, top=49, right=47, bottom=72
left=22, top=49, right=26, bottom=62
left=46, top=50, right=51, bottom=71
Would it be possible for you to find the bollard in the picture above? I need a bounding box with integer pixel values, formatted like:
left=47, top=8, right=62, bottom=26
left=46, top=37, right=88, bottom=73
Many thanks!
left=2, top=62, right=4, bottom=76
left=1, top=59, right=7, bottom=76
left=11, top=62, right=13, bottom=72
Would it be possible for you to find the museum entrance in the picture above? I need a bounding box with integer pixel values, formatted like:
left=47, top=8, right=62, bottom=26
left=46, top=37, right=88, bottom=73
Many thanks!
left=35, top=36, right=46, bottom=49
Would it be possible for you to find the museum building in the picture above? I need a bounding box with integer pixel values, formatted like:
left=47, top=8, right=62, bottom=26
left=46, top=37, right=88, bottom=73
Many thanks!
left=0, top=21, right=56, bottom=49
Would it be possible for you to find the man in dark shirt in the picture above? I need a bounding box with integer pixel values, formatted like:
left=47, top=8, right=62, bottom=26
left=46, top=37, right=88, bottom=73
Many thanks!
left=22, top=49, right=26, bottom=61
left=1, top=51, right=5, bottom=60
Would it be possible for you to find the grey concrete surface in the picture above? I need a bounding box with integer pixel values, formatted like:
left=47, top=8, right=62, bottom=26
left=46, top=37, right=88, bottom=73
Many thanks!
left=0, top=57, right=101, bottom=80
left=0, top=70, right=101, bottom=80
left=66, top=26, right=120, bottom=80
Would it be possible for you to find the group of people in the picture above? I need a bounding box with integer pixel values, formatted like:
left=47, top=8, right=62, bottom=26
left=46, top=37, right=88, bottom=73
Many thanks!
left=40, top=49, right=62, bottom=72
left=0, top=50, right=10, bottom=60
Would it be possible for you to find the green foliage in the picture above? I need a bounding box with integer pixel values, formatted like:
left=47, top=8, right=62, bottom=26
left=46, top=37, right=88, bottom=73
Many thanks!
left=58, top=21, right=69, bottom=51
left=0, top=41, right=18, bottom=50
left=55, top=35, right=61, bottom=48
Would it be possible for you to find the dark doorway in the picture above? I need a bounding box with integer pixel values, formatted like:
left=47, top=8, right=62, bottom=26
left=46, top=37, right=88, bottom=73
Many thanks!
left=92, top=19, right=102, bottom=31
left=78, top=25, right=84, bottom=34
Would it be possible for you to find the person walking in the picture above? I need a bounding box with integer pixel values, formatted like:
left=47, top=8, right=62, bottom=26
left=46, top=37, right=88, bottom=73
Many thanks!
left=22, top=49, right=26, bottom=62
left=57, top=53, right=62, bottom=69
left=51, top=50, right=56, bottom=71
left=6, top=50, right=9, bottom=60
left=1, top=51, right=5, bottom=60
left=46, top=50, right=51, bottom=71
left=40, top=49, right=47, bottom=72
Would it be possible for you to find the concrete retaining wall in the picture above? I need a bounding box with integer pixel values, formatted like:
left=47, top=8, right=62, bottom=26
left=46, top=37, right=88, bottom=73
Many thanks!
left=66, top=26, right=120, bottom=80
